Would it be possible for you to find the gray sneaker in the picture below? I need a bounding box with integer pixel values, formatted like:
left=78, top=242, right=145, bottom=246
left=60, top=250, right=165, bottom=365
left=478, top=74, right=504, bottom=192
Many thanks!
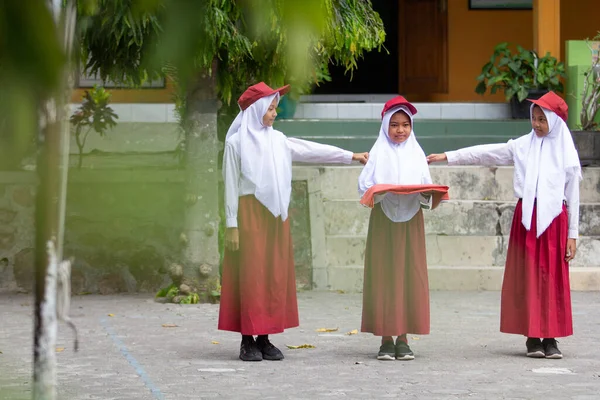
left=395, top=341, right=415, bottom=361
left=377, top=341, right=396, bottom=361
left=542, top=338, right=563, bottom=359
left=526, top=338, right=545, bottom=358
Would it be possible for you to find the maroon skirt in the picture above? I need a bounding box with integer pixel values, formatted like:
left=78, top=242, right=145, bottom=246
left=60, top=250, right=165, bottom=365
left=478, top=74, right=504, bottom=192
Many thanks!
left=218, top=195, right=299, bottom=335
left=500, top=200, right=573, bottom=338
left=361, top=205, right=430, bottom=336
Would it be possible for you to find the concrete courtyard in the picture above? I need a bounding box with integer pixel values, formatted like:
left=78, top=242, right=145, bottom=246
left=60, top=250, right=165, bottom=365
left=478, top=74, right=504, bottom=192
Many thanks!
left=1, top=290, right=600, bottom=400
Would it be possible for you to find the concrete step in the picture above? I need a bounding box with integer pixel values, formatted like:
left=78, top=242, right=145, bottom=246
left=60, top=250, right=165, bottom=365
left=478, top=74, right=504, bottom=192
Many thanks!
left=314, top=166, right=600, bottom=203
left=325, top=265, right=600, bottom=292
left=325, top=235, right=600, bottom=269
left=323, top=200, right=600, bottom=237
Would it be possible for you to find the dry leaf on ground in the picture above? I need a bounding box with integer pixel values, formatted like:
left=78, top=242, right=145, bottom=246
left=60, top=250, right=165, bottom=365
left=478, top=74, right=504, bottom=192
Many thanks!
left=56, top=347, right=65, bottom=353
left=412, top=336, right=420, bottom=340
left=346, top=329, right=359, bottom=335
left=286, top=344, right=316, bottom=349
left=211, top=341, right=220, bottom=345
left=161, top=323, right=178, bottom=328
left=315, top=327, right=338, bottom=333
left=107, top=313, right=115, bottom=317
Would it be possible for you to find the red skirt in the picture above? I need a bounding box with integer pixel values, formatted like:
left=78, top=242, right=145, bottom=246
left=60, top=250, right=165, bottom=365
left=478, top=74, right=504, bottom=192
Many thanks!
left=218, top=195, right=299, bottom=335
left=500, top=200, right=573, bottom=338
left=361, top=205, right=430, bottom=336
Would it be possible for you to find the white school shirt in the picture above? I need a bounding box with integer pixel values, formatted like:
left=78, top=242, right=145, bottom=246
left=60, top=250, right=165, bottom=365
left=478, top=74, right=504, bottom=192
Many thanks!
left=446, top=141, right=580, bottom=238
left=224, top=136, right=353, bottom=228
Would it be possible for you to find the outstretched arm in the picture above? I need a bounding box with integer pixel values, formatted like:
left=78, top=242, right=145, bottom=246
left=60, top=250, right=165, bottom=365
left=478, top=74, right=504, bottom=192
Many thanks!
left=287, top=137, right=368, bottom=165
left=427, top=142, right=515, bottom=166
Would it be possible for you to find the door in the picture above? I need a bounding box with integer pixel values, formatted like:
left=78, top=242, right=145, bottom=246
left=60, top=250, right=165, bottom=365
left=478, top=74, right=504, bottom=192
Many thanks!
left=398, top=0, right=449, bottom=95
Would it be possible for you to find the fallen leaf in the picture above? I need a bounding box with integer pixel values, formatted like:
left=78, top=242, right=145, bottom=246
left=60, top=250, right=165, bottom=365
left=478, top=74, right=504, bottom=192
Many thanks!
left=411, top=336, right=420, bottom=341
left=336, top=290, right=345, bottom=294
left=286, top=344, right=316, bottom=349
left=161, top=323, right=178, bottom=328
left=315, top=327, right=338, bottom=333
left=107, top=313, right=115, bottom=317
left=346, top=329, right=359, bottom=335
left=56, top=347, right=65, bottom=353
left=211, top=341, right=220, bottom=345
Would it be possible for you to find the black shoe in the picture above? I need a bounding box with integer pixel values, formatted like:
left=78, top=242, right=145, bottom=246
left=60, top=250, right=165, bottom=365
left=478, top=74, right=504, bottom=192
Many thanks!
left=377, top=340, right=396, bottom=361
left=256, top=337, right=284, bottom=361
left=395, top=341, right=415, bottom=361
left=542, top=338, right=563, bottom=359
left=239, top=337, right=262, bottom=361
left=526, top=338, right=545, bottom=358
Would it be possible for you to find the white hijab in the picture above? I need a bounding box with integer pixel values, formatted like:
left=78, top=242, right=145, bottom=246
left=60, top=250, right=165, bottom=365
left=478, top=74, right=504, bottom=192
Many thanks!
left=514, top=104, right=582, bottom=237
left=358, top=105, right=432, bottom=222
left=225, top=94, right=293, bottom=221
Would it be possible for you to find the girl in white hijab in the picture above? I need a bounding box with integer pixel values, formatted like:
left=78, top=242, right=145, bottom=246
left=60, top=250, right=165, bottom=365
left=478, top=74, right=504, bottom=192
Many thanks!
left=219, top=82, right=368, bottom=362
left=358, top=96, right=434, bottom=361
left=427, top=91, right=581, bottom=360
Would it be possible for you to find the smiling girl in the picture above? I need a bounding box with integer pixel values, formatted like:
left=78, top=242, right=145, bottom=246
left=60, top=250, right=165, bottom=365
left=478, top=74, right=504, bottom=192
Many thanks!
left=219, top=82, right=368, bottom=362
left=427, top=91, right=581, bottom=359
left=358, top=96, right=434, bottom=361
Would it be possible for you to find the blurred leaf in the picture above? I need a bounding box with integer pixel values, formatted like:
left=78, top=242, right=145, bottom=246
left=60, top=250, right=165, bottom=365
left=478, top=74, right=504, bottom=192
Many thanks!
left=211, top=341, right=220, bottom=345
left=346, top=329, right=358, bottom=335
left=316, top=327, right=338, bottom=332
left=108, top=313, right=115, bottom=317
left=161, top=323, right=178, bottom=328
left=55, top=347, right=65, bottom=353
left=286, top=344, right=316, bottom=349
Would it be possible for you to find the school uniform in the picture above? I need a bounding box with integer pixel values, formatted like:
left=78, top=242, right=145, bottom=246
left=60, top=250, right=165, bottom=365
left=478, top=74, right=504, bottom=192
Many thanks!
left=358, top=98, right=433, bottom=356
left=218, top=83, right=354, bottom=360
left=444, top=92, right=581, bottom=353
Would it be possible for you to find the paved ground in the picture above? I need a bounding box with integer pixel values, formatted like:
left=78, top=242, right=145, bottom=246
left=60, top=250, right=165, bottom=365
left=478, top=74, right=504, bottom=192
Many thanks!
left=1, top=291, right=599, bottom=400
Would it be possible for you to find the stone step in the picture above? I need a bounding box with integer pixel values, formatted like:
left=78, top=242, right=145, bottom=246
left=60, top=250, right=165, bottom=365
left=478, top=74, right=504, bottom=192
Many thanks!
left=325, top=235, right=600, bottom=269
left=323, top=200, right=600, bottom=237
left=313, top=166, right=600, bottom=203
left=325, top=265, right=600, bottom=292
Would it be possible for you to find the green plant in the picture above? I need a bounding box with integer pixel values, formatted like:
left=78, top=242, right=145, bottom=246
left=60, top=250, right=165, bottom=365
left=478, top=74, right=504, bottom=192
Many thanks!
left=580, top=32, right=600, bottom=131
left=475, top=42, right=566, bottom=102
left=69, top=86, right=118, bottom=168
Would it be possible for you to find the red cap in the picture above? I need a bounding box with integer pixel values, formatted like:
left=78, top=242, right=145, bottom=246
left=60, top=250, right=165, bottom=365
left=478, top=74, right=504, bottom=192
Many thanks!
left=528, top=91, right=568, bottom=122
left=381, top=96, right=418, bottom=119
left=237, top=82, right=291, bottom=111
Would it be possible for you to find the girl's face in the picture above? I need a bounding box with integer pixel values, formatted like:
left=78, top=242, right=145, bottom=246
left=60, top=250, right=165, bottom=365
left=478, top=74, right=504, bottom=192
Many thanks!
left=262, top=97, right=278, bottom=127
left=388, top=111, right=411, bottom=144
left=531, top=106, right=549, bottom=137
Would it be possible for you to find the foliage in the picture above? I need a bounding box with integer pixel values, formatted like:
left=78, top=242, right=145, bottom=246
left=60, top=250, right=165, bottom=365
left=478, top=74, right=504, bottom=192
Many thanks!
left=69, top=86, right=118, bottom=168
left=579, top=32, right=600, bottom=131
left=475, top=42, right=566, bottom=102
left=155, top=283, right=203, bottom=304
left=78, top=0, right=386, bottom=108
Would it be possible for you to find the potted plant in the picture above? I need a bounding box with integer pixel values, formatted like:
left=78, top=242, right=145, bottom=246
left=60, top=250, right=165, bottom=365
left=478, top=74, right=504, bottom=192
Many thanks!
left=475, top=42, right=567, bottom=119
left=571, top=32, right=600, bottom=166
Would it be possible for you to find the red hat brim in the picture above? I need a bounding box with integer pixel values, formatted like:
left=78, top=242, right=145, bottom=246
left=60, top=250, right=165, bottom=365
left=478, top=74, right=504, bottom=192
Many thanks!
left=238, top=82, right=291, bottom=111
left=527, top=91, right=568, bottom=122
left=381, top=96, right=418, bottom=118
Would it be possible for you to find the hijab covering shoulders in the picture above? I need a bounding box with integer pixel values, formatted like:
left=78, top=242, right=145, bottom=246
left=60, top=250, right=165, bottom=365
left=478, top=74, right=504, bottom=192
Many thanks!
left=512, top=92, right=581, bottom=237
left=225, top=91, right=292, bottom=221
left=358, top=98, right=432, bottom=222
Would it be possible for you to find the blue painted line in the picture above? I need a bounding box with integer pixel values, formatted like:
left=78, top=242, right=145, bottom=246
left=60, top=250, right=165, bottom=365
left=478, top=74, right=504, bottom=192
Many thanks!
left=101, top=318, right=165, bottom=400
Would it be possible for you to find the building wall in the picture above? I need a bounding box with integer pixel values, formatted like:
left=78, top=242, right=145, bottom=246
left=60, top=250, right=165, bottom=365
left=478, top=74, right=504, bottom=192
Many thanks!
left=426, top=2, right=533, bottom=103
left=560, top=0, right=599, bottom=61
